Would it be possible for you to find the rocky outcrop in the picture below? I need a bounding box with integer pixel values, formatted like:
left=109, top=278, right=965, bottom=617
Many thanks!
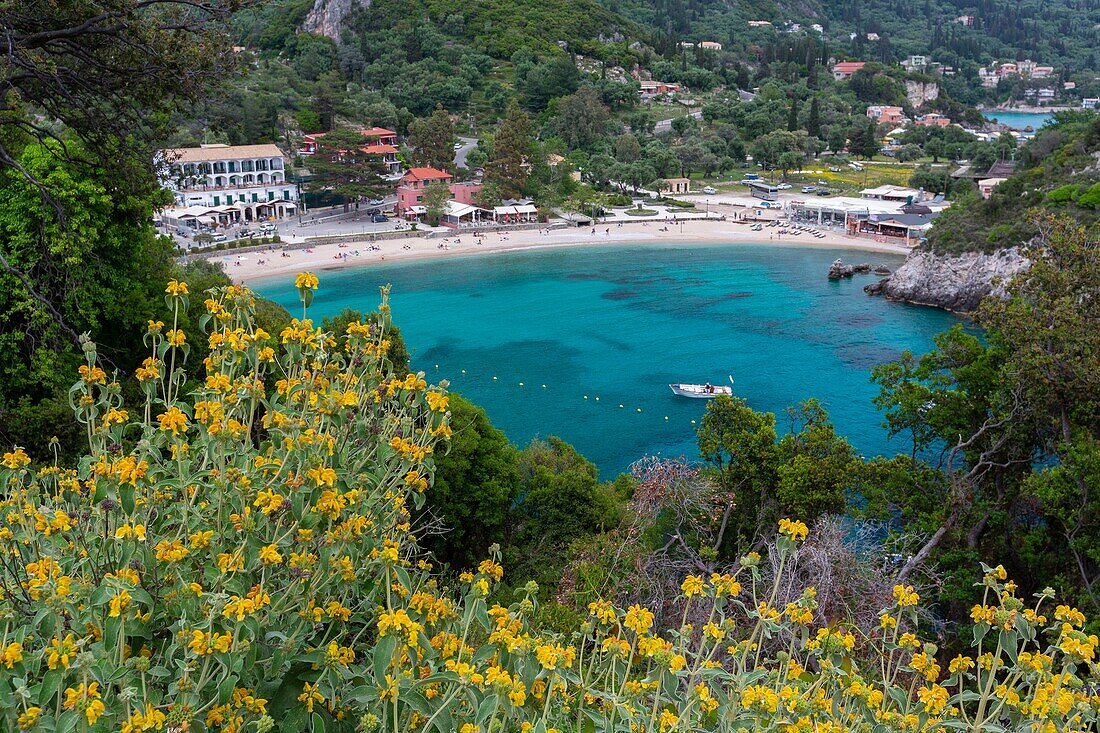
left=906, top=80, right=940, bottom=108
left=828, top=259, right=873, bottom=279
left=301, top=0, right=369, bottom=41
left=864, top=247, right=1030, bottom=312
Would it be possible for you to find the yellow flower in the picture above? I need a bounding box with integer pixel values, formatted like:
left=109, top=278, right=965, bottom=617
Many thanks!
left=298, top=682, right=324, bottom=712
left=295, top=272, right=320, bottom=290
left=778, top=518, right=809, bottom=542
left=109, top=590, right=132, bottom=618
left=680, top=575, right=705, bottom=597
left=2, top=447, right=31, bottom=469
left=17, top=706, right=41, bottom=730
left=165, top=280, right=189, bottom=296
left=157, top=407, right=190, bottom=435
left=1, top=642, right=24, bottom=668
left=623, top=604, right=654, bottom=635
left=259, top=544, right=283, bottom=565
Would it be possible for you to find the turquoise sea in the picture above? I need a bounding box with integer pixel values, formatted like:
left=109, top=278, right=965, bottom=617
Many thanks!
left=983, top=111, right=1054, bottom=131
left=255, top=245, right=961, bottom=477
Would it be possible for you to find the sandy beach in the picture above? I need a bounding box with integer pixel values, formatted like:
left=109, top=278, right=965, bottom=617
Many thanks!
left=219, top=219, right=912, bottom=284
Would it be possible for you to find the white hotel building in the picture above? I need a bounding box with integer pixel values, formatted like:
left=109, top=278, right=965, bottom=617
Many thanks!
left=160, top=143, right=298, bottom=224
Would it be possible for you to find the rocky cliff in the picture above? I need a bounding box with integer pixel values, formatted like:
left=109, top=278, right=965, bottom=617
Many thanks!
left=864, top=247, right=1030, bottom=312
left=905, top=80, right=940, bottom=108
left=301, top=0, right=369, bottom=41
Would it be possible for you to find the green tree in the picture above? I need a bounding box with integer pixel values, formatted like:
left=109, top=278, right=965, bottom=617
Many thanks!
left=807, top=97, right=822, bottom=139
left=422, top=181, right=452, bottom=226
left=697, top=396, right=779, bottom=557
left=546, top=87, right=610, bottom=150
left=508, top=437, right=622, bottom=588
left=848, top=117, right=880, bottom=159
left=787, top=98, right=801, bottom=132
left=485, top=102, right=533, bottom=198
left=306, top=128, right=390, bottom=211
left=407, top=104, right=456, bottom=172
left=425, top=395, right=522, bottom=569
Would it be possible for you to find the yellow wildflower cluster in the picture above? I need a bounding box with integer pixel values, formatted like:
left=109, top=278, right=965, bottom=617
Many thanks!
left=2, top=275, right=1098, bottom=733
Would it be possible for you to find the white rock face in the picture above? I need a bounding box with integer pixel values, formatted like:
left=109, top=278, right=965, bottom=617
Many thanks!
left=866, top=247, right=1030, bottom=312
left=906, top=80, right=940, bottom=108
left=301, top=0, right=369, bottom=41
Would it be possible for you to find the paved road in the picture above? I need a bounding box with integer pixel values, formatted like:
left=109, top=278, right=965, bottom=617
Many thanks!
left=454, top=137, right=478, bottom=169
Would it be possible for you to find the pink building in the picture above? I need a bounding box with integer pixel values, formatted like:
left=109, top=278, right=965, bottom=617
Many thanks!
left=914, top=113, right=951, bottom=127
left=449, top=181, right=483, bottom=205
left=867, top=105, right=905, bottom=124
left=396, top=167, right=453, bottom=216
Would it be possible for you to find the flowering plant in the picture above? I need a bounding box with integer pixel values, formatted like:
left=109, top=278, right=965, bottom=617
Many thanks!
left=1, top=275, right=1097, bottom=733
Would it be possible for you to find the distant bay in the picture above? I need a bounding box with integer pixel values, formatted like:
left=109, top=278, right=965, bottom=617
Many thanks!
left=983, top=110, right=1054, bottom=131
left=255, top=244, right=962, bottom=477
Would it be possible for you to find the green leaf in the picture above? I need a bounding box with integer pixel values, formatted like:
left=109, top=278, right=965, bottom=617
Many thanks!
left=37, top=670, right=61, bottom=707
left=311, top=712, right=327, bottom=733
left=373, top=633, right=397, bottom=685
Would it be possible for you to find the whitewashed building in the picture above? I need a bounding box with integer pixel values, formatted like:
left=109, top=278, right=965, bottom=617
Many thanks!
left=160, top=143, right=298, bottom=222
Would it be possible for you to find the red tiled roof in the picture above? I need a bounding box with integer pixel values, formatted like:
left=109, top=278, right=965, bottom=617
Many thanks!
left=402, top=167, right=452, bottom=181
left=361, top=127, right=397, bottom=137
left=834, top=62, right=866, bottom=72
left=361, top=144, right=398, bottom=154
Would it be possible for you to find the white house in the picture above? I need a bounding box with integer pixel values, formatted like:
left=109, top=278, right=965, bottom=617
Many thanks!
left=160, top=144, right=298, bottom=221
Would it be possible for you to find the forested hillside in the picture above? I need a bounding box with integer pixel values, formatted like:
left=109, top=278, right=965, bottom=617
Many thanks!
left=925, top=111, right=1100, bottom=252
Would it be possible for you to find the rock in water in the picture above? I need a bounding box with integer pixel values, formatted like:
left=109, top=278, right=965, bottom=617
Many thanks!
left=827, top=258, right=855, bottom=279
left=865, top=247, right=1030, bottom=312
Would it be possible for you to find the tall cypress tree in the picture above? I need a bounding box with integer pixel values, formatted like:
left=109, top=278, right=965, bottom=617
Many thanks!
left=787, top=99, right=801, bottom=132
left=807, top=97, right=822, bottom=139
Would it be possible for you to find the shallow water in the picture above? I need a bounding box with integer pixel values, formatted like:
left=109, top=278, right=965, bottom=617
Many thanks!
left=255, top=244, right=961, bottom=477
left=983, top=111, right=1053, bottom=131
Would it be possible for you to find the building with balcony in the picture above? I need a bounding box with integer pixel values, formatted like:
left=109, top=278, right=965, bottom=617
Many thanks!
left=160, top=143, right=297, bottom=221
left=301, top=128, right=402, bottom=177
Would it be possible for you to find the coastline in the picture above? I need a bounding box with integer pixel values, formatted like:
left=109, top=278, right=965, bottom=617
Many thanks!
left=219, top=220, right=912, bottom=284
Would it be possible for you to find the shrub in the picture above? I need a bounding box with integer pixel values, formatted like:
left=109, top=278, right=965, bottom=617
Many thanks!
left=1, top=275, right=1098, bottom=733
left=1046, top=184, right=1080, bottom=203
left=604, top=193, right=633, bottom=207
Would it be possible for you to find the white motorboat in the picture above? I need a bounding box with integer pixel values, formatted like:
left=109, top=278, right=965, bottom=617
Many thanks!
left=669, top=382, right=733, bottom=398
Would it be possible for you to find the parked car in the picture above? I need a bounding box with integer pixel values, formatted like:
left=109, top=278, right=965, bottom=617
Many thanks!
left=776, top=183, right=792, bottom=190
left=801, top=186, right=816, bottom=193
left=815, top=188, right=831, bottom=196
left=849, top=163, right=864, bottom=171
left=702, top=186, right=716, bottom=194
left=743, top=173, right=761, bottom=180
left=372, top=214, right=389, bottom=223
left=238, top=229, right=255, bottom=238
left=259, top=223, right=277, bottom=233
left=453, top=141, right=463, bottom=150
left=211, top=233, right=227, bottom=242
left=368, top=198, right=384, bottom=205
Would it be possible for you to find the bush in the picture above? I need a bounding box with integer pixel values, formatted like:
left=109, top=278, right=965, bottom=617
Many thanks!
left=604, top=193, right=633, bottom=206
left=1, top=275, right=1098, bottom=733
left=625, top=208, right=658, bottom=216
left=1046, top=184, right=1080, bottom=203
